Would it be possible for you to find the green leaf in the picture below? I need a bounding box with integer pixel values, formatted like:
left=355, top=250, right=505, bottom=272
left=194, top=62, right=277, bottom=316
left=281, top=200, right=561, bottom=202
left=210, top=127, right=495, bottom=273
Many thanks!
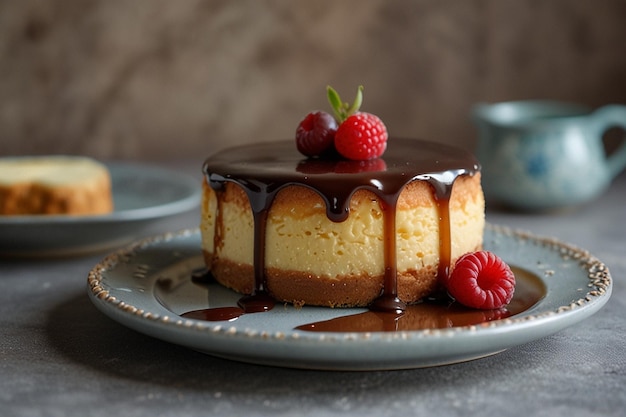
left=327, top=85, right=366, bottom=122
left=327, top=86, right=344, bottom=122
left=346, top=85, right=363, bottom=116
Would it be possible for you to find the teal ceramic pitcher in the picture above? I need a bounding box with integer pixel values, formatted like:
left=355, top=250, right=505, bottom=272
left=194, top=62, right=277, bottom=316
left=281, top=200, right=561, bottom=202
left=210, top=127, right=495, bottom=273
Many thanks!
left=473, top=100, right=626, bottom=210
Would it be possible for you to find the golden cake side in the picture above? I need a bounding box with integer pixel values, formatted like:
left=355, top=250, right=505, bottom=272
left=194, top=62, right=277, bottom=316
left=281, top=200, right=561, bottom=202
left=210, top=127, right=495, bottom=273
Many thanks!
left=201, top=173, right=484, bottom=307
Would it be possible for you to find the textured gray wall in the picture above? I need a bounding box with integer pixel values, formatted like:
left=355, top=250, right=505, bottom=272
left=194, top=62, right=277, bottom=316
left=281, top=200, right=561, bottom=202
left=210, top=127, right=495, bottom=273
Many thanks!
left=1, top=0, right=625, bottom=161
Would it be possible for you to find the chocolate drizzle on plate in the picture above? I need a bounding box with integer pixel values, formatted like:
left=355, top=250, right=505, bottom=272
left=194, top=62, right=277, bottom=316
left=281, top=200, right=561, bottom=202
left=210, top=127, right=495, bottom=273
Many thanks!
left=201, top=138, right=480, bottom=316
left=181, top=266, right=545, bottom=332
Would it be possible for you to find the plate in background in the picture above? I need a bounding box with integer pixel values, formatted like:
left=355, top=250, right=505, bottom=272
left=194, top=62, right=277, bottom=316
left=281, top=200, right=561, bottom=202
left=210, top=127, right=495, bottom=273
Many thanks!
left=0, top=162, right=201, bottom=257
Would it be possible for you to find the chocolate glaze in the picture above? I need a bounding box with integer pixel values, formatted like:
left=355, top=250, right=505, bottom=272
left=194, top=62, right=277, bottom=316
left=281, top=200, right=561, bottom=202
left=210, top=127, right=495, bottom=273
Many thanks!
left=202, top=138, right=480, bottom=314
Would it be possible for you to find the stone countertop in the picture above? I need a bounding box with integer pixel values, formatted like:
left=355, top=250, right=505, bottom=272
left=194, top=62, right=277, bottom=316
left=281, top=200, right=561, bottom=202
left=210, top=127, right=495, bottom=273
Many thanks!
left=1, top=163, right=624, bottom=417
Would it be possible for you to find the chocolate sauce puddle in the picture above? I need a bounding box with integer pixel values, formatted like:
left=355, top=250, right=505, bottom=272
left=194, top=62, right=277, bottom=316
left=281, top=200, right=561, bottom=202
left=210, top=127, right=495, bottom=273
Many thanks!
left=180, top=267, right=545, bottom=331
left=296, top=267, right=545, bottom=332
left=203, top=139, right=480, bottom=315
left=182, top=306, right=243, bottom=322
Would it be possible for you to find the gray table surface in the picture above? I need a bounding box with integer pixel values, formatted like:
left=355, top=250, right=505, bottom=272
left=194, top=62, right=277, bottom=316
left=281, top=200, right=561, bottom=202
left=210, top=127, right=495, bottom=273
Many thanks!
left=1, top=163, right=625, bottom=417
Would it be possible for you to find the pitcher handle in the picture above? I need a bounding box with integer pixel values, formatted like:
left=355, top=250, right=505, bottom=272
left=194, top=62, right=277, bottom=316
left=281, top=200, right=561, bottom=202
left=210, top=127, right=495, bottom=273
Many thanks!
left=592, top=105, right=626, bottom=179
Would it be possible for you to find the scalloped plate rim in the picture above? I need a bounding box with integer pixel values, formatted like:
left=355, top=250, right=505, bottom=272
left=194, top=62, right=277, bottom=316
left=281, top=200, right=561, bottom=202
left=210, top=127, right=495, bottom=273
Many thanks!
left=87, top=225, right=612, bottom=370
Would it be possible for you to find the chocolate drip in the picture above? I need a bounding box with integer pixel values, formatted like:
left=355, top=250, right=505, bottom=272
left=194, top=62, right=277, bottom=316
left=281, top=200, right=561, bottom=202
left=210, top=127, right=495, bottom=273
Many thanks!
left=241, top=207, right=275, bottom=312
left=203, top=138, right=480, bottom=313
left=370, top=199, right=405, bottom=313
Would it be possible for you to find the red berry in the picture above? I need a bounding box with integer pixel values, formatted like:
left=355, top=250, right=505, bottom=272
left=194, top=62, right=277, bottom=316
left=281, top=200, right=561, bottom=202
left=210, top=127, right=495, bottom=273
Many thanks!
left=446, top=251, right=515, bottom=310
left=334, top=112, right=388, bottom=160
left=296, top=111, right=337, bottom=157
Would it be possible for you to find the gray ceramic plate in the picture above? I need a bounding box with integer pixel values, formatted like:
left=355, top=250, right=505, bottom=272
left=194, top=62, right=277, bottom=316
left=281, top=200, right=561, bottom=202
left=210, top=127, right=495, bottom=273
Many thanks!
left=0, top=163, right=201, bottom=257
left=87, top=225, right=611, bottom=371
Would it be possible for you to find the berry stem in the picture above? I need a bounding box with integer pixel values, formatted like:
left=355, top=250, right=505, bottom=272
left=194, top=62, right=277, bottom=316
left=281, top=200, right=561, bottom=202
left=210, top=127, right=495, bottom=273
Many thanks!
left=327, top=85, right=363, bottom=123
left=327, top=86, right=344, bottom=121
left=346, top=85, right=363, bottom=117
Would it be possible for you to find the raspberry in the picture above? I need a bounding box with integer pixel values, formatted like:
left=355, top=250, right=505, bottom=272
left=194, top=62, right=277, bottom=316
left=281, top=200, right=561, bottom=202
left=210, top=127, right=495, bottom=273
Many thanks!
left=295, top=111, right=337, bottom=157
left=446, top=251, right=515, bottom=310
left=334, top=112, right=388, bottom=160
